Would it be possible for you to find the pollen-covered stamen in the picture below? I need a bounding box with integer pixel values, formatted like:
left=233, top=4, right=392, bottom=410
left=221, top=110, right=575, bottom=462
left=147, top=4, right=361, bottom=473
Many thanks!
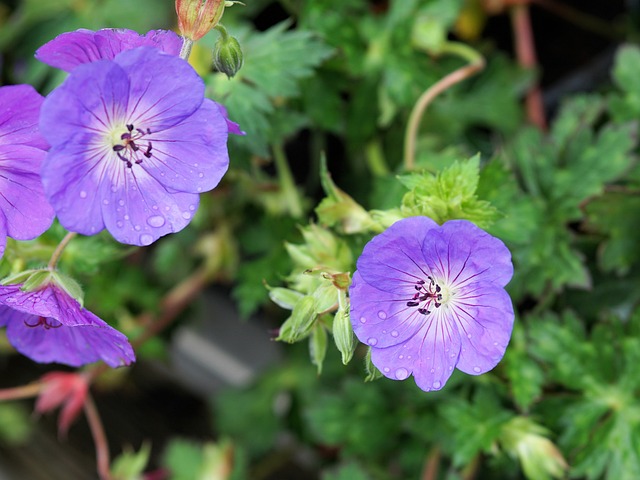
left=111, top=123, right=154, bottom=168
left=406, top=275, right=443, bottom=315
left=24, top=316, right=62, bottom=330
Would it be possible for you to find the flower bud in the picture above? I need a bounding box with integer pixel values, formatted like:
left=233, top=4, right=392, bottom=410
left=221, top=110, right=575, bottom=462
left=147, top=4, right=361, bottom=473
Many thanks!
left=277, top=295, right=318, bottom=343
left=36, top=372, right=89, bottom=436
left=176, top=0, right=226, bottom=42
left=212, top=28, right=244, bottom=78
left=333, top=291, right=355, bottom=365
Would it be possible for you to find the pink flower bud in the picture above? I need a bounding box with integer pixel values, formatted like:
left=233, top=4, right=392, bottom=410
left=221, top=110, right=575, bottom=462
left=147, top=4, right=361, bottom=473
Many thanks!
left=176, top=0, right=226, bottom=41
left=35, top=372, right=89, bottom=436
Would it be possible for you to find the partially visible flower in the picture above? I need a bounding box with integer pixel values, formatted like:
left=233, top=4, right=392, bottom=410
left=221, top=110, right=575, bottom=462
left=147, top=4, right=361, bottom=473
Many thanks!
left=35, top=372, right=89, bottom=435
left=0, top=85, right=55, bottom=257
left=0, top=282, right=135, bottom=368
left=176, top=0, right=226, bottom=42
left=35, top=28, right=181, bottom=72
left=40, top=47, right=230, bottom=246
left=350, top=216, right=514, bottom=392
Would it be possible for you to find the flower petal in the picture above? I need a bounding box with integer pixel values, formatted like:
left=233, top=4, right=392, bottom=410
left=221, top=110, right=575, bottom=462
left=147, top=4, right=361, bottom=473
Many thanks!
left=41, top=134, right=108, bottom=236
left=371, top=312, right=461, bottom=392
left=0, top=145, right=54, bottom=240
left=100, top=166, right=200, bottom=246
left=35, top=28, right=182, bottom=72
left=452, top=283, right=515, bottom=375
left=0, top=284, right=60, bottom=319
left=144, top=99, right=229, bottom=193
left=0, top=85, right=48, bottom=149
left=39, top=60, right=130, bottom=147
left=423, top=220, right=514, bottom=288
left=114, top=47, right=204, bottom=132
left=350, top=272, right=425, bottom=348
left=356, top=216, right=440, bottom=294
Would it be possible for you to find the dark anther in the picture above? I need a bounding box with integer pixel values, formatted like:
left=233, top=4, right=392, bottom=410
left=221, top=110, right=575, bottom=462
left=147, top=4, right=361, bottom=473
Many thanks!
left=415, top=285, right=421, bottom=290
left=417, top=279, right=425, bottom=285
left=435, top=302, right=441, bottom=308
left=113, top=145, right=125, bottom=152
left=126, top=124, right=134, bottom=132
left=435, top=285, right=441, bottom=292
left=143, top=142, right=153, bottom=158
left=24, top=316, right=61, bottom=329
left=406, top=301, right=420, bottom=307
left=418, top=308, right=430, bottom=315
left=113, top=123, right=153, bottom=167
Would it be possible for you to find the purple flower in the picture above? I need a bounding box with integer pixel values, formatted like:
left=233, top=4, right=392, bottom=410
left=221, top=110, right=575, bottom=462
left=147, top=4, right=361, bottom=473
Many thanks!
left=0, top=85, right=55, bottom=256
left=0, top=282, right=135, bottom=368
left=350, top=217, right=514, bottom=392
left=39, top=47, right=230, bottom=246
left=35, top=28, right=182, bottom=72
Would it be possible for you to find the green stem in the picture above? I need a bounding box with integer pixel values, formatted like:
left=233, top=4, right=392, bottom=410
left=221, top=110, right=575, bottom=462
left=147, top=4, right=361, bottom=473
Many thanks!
left=403, top=42, right=485, bottom=171
left=179, top=37, right=194, bottom=60
left=48, top=232, right=77, bottom=270
left=0, top=383, right=42, bottom=401
left=272, top=143, right=304, bottom=218
left=365, top=140, right=390, bottom=177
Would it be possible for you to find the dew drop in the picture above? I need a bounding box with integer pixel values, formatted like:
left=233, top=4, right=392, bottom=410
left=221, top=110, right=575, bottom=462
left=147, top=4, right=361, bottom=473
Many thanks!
left=79, top=190, right=87, bottom=199
left=5, top=297, right=14, bottom=303
left=467, top=333, right=472, bottom=339
left=111, top=185, right=117, bottom=193
left=193, top=163, right=199, bottom=167
left=395, top=368, right=409, bottom=380
left=134, top=225, right=141, bottom=231
left=449, top=366, right=453, bottom=371
left=383, top=367, right=390, bottom=373
left=432, top=381, right=441, bottom=389
left=367, top=337, right=378, bottom=346
left=103, top=199, right=109, bottom=205
left=430, top=368, right=435, bottom=373
left=152, top=205, right=159, bottom=211
left=359, top=317, right=366, bottom=324
left=382, top=330, right=387, bottom=334
left=139, top=234, right=154, bottom=246
left=116, top=221, right=124, bottom=228
left=182, top=212, right=192, bottom=220
left=398, top=355, right=404, bottom=359
left=119, top=199, right=125, bottom=207
left=407, top=355, right=412, bottom=359
left=197, top=187, right=202, bottom=192
left=124, top=215, right=130, bottom=220
left=147, top=216, right=165, bottom=228
left=377, top=310, right=387, bottom=320
left=473, top=366, right=482, bottom=373
left=189, top=205, right=196, bottom=211
left=198, top=172, right=204, bottom=178
left=391, top=330, right=399, bottom=337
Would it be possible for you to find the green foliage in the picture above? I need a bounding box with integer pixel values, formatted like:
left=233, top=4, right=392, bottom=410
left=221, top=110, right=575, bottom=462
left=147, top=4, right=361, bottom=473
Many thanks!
left=111, top=443, right=151, bottom=480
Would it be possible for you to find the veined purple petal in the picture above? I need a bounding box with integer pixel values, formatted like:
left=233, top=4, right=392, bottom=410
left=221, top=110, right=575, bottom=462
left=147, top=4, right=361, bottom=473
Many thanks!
left=452, top=284, right=514, bottom=375
left=0, top=145, right=54, bottom=240
left=0, top=85, right=48, bottom=150
left=39, top=59, right=130, bottom=147
left=216, top=103, right=245, bottom=136
left=0, top=284, right=135, bottom=367
left=41, top=134, right=108, bottom=236
left=35, top=28, right=182, bottom=72
left=356, top=216, right=440, bottom=294
left=114, top=47, right=204, bottom=132
left=99, top=167, right=200, bottom=246
left=423, top=220, right=514, bottom=288
left=144, top=99, right=229, bottom=193
left=371, top=313, right=461, bottom=391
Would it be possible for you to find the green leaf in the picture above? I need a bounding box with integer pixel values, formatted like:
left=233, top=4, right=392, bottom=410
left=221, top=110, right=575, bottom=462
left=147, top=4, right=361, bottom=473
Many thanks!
left=399, top=154, right=500, bottom=227
left=111, top=443, right=151, bottom=480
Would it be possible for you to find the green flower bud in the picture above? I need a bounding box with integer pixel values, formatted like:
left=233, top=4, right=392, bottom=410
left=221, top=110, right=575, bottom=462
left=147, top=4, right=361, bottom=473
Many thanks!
left=277, top=295, right=318, bottom=343
left=213, top=25, right=244, bottom=78
left=333, top=291, right=355, bottom=365
left=309, top=324, right=328, bottom=374
left=268, top=286, right=304, bottom=310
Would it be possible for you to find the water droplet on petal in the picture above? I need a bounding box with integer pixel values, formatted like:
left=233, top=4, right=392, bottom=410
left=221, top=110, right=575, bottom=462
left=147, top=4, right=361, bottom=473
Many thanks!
left=116, top=221, right=124, bottom=228
left=377, top=311, right=387, bottom=320
left=467, top=333, right=472, bottom=338
left=198, top=172, right=204, bottom=178
left=399, top=355, right=404, bottom=359
left=79, top=191, right=87, bottom=199
left=395, top=368, right=409, bottom=380
left=382, top=330, right=387, bottom=334
left=449, top=366, right=453, bottom=371
left=189, top=205, right=196, bottom=211
left=147, top=216, right=165, bottom=228
left=383, top=367, right=390, bottom=373
left=367, top=337, right=378, bottom=346
left=391, top=330, right=399, bottom=337
left=124, top=215, right=130, bottom=220
left=473, top=366, right=482, bottom=373
left=197, top=187, right=202, bottom=192
left=102, top=199, right=109, bottom=205
left=432, top=381, right=441, bottom=389
left=430, top=368, right=435, bottom=373
left=359, top=317, right=366, bottom=324
left=139, top=234, right=154, bottom=246
left=134, top=225, right=141, bottom=231
left=5, top=297, right=14, bottom=303
left=182, top=212, right=192, bottom=220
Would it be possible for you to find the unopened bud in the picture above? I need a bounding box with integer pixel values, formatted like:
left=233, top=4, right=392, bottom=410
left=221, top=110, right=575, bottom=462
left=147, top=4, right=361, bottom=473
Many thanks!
left=213, top=25, right=244, bottom=78
left=176, top=0, right=226, bottom=42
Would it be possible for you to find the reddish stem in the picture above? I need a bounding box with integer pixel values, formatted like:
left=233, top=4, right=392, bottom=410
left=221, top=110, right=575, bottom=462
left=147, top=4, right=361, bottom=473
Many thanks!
left=0, top=382, right=42, bottom=401
left=84, top=393, right=112, bottom=480
left=510, top=3, right=547, bottom=130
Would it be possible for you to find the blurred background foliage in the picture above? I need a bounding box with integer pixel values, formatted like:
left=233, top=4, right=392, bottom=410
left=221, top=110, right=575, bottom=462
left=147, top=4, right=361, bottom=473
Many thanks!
left=2, top=0, right=640, bottom=479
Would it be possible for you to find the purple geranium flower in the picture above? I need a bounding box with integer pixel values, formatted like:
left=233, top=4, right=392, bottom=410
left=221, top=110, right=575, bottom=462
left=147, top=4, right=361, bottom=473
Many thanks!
left=39, top=47, right=230, bottom=246
left=35, top=28, right=182, bottom=73
left=0, top=282, right=135, bottom=368
left=0, top=85, right=55, bottom=256
left=350, top=216, right=514, bottom=392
